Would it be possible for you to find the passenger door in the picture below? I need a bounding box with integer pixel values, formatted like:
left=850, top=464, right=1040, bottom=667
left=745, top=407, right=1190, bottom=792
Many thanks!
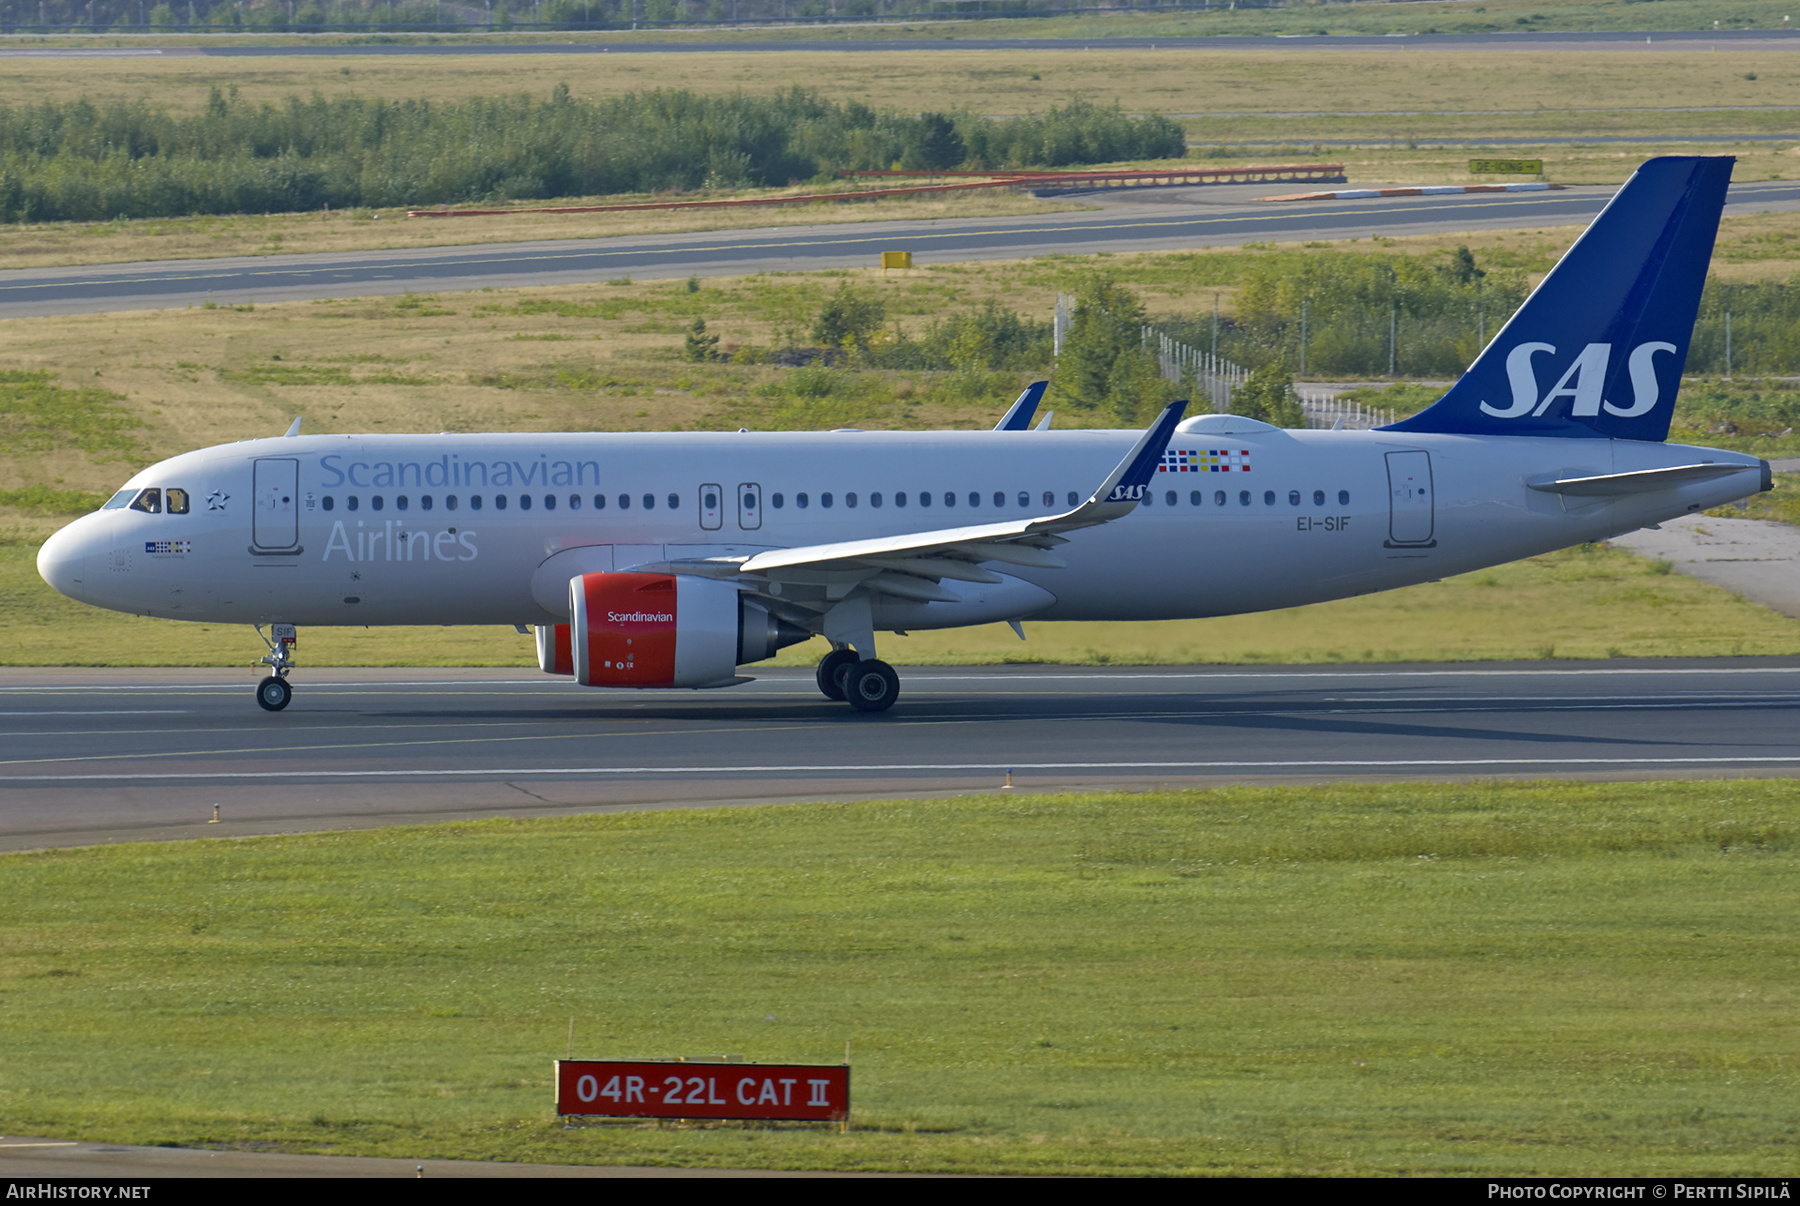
left=252, top=458, right=300, bottom=552
left=1384, top=451, right=1436, bottom=548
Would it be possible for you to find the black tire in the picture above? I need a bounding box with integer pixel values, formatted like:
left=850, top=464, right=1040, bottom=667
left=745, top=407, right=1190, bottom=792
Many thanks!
left=256, top=675, right=292, bottom=712
left=843, top=659, right=900, bottom=713
left=816, top=649, right=860, bottom=701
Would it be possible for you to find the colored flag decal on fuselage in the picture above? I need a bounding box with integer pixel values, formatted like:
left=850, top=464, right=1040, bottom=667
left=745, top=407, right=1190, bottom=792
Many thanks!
left=145, top=541, right=192, bottom=554
left=1161, top=450, right=1250, bottom=473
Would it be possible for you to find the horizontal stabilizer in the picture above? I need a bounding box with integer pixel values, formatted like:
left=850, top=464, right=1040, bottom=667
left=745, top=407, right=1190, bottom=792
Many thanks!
left=1526, top=462, right=1760, bottom=497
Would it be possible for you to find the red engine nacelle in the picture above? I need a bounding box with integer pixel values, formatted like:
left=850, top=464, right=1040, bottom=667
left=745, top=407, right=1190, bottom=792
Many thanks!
left=564, top=572, right=806, bottom=689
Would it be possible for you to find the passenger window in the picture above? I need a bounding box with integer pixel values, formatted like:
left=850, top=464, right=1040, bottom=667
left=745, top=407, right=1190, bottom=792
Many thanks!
left=1043, top=492, right=1054, bottom=507
left=593, top=494, right=605, bottom=510
left=771, top=493, right=783, bottom=509
left=165, top=488, right=190, bottom=514
left=397, top=495, right=409, bottom=511
left=447, top=496, right=459, bottom=511
left=1289, top=491, right=1301, bottom=506
left=618, top=495, right=630, bottom=510
left=1017, top=492, right=1029, bottom=508
left=519, top=494, right=532, bottom=511
left=846, top=492, right=858, bottom=508
left=421, top=495, right=434, bottom=511
left=543, top=495, right=554, bottom=511
left=1140, top=492, right=1152, bottom=507
left=1239, top=491, right=1251, bottom=506
left=918, top=491, right=930, bottom=508
left=969, top=492, right=981, bottom=508
left=469, top=495, right=482, bottom=511
left=569, top=494, right=580, bottom=511
left=871, top=492, right=883, bottom=508
left=372, top=495, right=385, bottom=512
left=1314, top=490, right=1325, bottom=506
left=643, top=493, right=654, bottom=510
left=667, top=493, right=679, bottom=510
left=1067, top=491, right=1078, bottom=506
left=944, top=492, right=955, bottom=507
left=896, top=492, right=907, bottom=508
left=1215, top=490, right=1226, bottom=506
left=822, top=492, right=834, bottom=508
left=797, top=492, right=809, bottom=509
left=1190, top=491, right=1202, bottom=506
left=495, top=495, right=507, bottom=511
left=1165, top=490, right=1177, bottom=506
left=323, top=496, right=335, bottom=512
left=128, top=488, right=161, bottom=514
left=348, top=496, right=360, bottom=512
left=993, top=492, right=1005, bottom=507
left=1264, top=491, right=1275, bottom=506
left=1339, top=490, right=1350, bottom=505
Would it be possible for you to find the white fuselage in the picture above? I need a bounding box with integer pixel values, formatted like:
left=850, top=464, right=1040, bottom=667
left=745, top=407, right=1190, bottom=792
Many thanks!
left=37, top=426, right=1765, bottom=633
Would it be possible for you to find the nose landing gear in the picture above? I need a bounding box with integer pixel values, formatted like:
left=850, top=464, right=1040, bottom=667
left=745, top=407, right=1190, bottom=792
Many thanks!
left=254, top=622, right=297, bottom=712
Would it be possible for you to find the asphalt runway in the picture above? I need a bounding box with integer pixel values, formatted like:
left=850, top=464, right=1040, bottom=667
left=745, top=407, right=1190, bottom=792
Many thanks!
left=9, top=181, right=1800, bottom=317
left=3, top=659, right=1799, bottom=852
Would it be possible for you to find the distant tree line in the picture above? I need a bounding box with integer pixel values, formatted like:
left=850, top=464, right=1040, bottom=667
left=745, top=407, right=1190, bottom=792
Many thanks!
left=0, top=0, right=1273, bottom=32
left=0, top=87, right=1185, bottom=222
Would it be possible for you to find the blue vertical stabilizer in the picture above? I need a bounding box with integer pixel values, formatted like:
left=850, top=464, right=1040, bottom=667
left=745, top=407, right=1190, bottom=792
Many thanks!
left=1383, top=156, right=1733, bottom=442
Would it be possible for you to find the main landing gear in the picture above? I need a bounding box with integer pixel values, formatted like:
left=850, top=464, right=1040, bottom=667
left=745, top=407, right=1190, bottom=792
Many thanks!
left=254, top=622, right=297, bottom=712
left=815, top=648, right=900, bottom=713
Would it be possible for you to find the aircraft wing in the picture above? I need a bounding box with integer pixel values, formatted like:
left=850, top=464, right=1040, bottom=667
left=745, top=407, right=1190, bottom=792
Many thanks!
left=731, top=400, right=1187, bottom=585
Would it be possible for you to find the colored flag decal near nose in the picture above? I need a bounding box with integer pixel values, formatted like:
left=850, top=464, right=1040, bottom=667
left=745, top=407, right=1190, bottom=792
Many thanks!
left=1386, top=156, right=1733, bottom=442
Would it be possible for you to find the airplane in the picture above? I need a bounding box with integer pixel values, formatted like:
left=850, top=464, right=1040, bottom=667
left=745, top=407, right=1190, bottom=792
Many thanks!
left=36, top=156, right=1771, bottom=715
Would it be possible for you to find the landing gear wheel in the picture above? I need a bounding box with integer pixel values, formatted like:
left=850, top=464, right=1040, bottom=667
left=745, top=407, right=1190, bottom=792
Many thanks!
left=256, top=675, right=292, bottom=712
left=843, top=659, right=900, bottom=713
left=816, top=649, right=860, bottom=701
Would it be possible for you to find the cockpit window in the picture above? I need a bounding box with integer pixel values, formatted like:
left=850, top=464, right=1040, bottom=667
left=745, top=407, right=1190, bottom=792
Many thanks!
left=165, top=488, right=189, bottom=515
left=101, top=489, right=135, bottom=510
left=127, top=488, right=162, bottom=514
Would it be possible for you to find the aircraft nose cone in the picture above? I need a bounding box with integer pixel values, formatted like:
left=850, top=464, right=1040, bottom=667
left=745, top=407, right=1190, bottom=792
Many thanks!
left=37, top=521, right=92, bottom=603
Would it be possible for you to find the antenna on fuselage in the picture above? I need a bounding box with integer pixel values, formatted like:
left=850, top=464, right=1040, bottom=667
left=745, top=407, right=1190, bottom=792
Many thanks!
left=283, top=417, right=302, bottom=437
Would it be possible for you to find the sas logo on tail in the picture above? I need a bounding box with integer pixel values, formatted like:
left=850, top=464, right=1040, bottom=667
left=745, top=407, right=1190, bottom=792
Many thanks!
left=1480, top=341, right=1678, bottom=419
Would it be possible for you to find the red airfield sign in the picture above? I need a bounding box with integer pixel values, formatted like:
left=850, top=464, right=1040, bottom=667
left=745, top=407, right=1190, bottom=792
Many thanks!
left=555, top=1059, right=850, bottom=1121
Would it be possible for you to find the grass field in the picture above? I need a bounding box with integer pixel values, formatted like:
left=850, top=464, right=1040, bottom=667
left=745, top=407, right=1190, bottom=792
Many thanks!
left=1, top=780, right=1794, bottom=1174
left=4, top=46, right=1797, bottom=121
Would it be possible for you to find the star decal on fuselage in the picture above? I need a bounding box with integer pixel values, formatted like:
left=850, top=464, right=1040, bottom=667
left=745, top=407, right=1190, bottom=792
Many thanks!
left=206, top=491, right=229, bottom=511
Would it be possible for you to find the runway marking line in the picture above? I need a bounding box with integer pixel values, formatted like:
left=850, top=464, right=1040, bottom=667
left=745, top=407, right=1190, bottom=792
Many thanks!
left=9, top=753, right=1800, bottom=783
